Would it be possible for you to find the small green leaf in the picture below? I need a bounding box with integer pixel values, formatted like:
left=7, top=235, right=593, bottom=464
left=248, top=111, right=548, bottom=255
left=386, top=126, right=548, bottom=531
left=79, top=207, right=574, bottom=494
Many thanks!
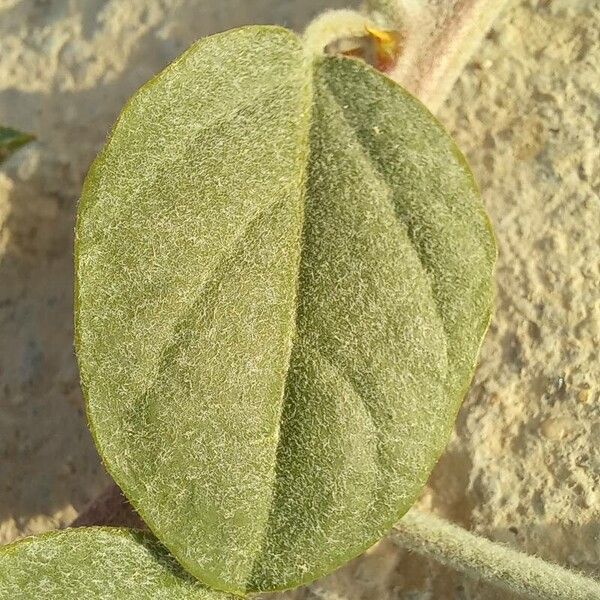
left=0, top=528, right=233, bottom=599
left=75, top=26, right=495, bottom=594
left=0, top=126, right=34, bottom=163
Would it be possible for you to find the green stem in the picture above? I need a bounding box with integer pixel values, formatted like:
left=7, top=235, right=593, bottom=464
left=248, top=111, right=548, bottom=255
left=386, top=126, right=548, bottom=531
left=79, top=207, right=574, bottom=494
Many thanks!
left=394, top=510, right=600, bottom=600
left=302, top=9, right=370, bottom=56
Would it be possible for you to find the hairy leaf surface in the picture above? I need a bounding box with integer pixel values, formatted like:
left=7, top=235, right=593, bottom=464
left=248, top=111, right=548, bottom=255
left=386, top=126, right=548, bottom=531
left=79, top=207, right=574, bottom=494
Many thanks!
left=0, top=528, right=232, bottom=599
left=76, top=26, right=495, bottom=594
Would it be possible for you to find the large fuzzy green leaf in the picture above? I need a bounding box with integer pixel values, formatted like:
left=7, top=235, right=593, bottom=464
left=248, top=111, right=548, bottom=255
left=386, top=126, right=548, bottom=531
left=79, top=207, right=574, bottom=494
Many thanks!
left=75, top=26, right=495, bottom=594
left=0, top=528, right=232, bottom=599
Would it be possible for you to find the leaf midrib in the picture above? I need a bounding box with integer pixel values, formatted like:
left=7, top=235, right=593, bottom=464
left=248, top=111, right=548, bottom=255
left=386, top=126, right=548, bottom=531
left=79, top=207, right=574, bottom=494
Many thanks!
left=246, top=55, right=450, bottom=588
left=243, top=51, right=316, bottom=589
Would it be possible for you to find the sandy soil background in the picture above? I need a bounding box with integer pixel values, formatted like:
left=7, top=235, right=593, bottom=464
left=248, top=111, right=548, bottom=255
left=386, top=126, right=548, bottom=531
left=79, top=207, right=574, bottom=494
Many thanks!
left=0, top=1, right=598, bottom=598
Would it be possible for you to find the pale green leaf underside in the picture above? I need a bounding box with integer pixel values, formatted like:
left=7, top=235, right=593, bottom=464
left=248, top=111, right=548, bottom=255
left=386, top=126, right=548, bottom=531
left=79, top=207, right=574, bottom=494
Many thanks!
left=0, top=528, right=232, bottom=599
left=75, top=26, right=495, bottom=594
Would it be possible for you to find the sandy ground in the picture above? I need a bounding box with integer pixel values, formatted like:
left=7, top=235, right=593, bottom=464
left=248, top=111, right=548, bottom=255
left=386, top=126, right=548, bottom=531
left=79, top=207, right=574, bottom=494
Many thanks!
left=0, top=1, right=598, bottom=598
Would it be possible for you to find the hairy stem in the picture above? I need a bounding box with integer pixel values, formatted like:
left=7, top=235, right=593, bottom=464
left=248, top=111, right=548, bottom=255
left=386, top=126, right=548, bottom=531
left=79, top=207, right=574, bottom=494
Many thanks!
left=365, top=0, right=513, bottom=113
left=394, top=509, right=600, bottom=600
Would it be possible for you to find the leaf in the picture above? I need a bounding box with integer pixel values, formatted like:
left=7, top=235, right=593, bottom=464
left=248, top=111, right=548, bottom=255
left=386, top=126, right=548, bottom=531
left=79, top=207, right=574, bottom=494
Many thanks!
left=75, top=26, right=495, bottom=594
left=0, top=126, right=34, bottom=163
left=0, top=527, right=233, bottom=599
